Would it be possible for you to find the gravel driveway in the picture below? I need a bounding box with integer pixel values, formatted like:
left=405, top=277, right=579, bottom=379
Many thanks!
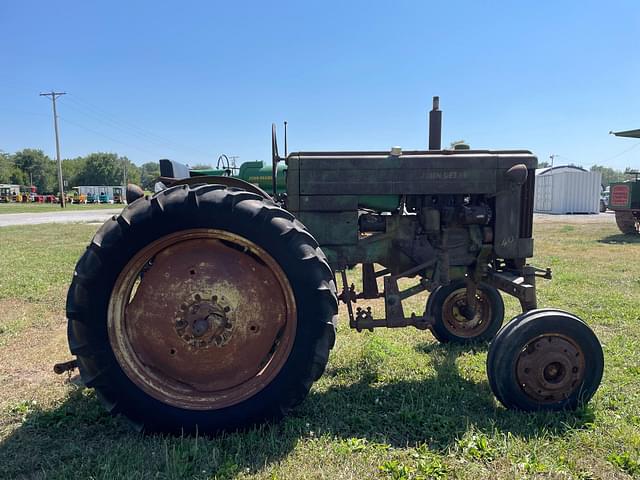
left=533, top=212, right=615, bottom=224
left=0, top=209, right=616, bottom=228
left=0, top=209, right=122, bottom=227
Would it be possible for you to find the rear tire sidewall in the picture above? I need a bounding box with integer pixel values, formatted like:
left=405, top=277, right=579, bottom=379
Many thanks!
left=70, top=185, right=337, bottom=433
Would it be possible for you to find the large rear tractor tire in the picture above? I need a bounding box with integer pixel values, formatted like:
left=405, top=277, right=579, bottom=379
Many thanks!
left=66, top=184, right=338, bottom=434
left=487, top=309, right=603, bottom=411
left=428, top=280, right=504, bottom=344
left=614, top=210, right=640, bottom=234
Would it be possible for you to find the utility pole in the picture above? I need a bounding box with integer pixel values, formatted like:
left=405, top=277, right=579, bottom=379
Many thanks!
left=40, top=91, right=66, bottom=208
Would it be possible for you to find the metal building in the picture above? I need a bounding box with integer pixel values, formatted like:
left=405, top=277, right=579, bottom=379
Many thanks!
left=534, top=166, right=602, bottom=214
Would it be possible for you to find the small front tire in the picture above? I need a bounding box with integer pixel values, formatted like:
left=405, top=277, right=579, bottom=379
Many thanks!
left=428, top=280, right=504, bottom=344
left=487, top=309, right=603, bottom=411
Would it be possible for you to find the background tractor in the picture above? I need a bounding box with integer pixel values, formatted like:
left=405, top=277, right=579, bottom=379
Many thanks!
left=608, top=129, right=640, bottom=233
left=64, top=97, right=604, bottom=434
left=609, top=170, right=640, bottom=234
left=112, top=186, right=125, bottom=204
left=0, top=186, right=12, bottom=202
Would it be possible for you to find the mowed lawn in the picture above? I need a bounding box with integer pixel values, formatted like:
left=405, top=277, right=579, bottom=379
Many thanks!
left=0, top=218, right=639, bottom=479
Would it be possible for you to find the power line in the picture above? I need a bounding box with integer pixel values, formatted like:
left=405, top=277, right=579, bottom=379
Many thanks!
left=58, top=116, right=167, bottom=159
left=65, top=94, right=214, bottom=160
left=40, top=91, right=66, bottom=208
left=601, top=141, right=640, bottom=163
left=62, top=100, right=184, bottom=155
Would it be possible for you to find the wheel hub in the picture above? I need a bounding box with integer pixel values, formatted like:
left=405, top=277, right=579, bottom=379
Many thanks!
left=175, top=294, right=233, bottom=348
left=108, top=229, right=297, bottom=410
left=516, top=334, right=585, bottom=403
left=443, top=289, right=491, bottom=337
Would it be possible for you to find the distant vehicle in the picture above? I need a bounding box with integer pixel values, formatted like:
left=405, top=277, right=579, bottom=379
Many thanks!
left=600, top=186, right=609, bottom=212
left=0, top=184, right=20, bottom=202
left=113, top=186, right=124, bottom=204
left=0, top=187, right=11, bottom=203
left=68, top=188, right=87, bottom=204
left=75, top=185, right=124, bottom=204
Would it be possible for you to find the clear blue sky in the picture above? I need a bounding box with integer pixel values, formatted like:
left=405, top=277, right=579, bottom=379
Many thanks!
left=1, top=1, right=639, bottom=169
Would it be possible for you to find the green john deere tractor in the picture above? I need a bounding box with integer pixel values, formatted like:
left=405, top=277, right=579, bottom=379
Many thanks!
left=63, top=97, right=604, bottom=434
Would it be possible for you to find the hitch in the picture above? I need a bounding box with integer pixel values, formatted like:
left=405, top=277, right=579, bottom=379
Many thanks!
left=53, top=359, right=78, bottom=375
left=338, top=264, right=435, bottom=332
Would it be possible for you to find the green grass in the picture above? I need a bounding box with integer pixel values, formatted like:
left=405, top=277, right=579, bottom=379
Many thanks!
left=1, top=220, right=639, bottom=479
left=0, top=203, right=121, bottom=214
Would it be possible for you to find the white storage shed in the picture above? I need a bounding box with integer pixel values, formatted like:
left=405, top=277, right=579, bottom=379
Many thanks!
left=534, top=166, right=601, bottom=214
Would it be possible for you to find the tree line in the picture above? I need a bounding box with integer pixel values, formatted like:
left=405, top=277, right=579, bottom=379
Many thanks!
left=533, top=161, right=629, bottom=187
left=0, top=149, right=161, bottom=194
left=589, top=164, right=630, bottom=187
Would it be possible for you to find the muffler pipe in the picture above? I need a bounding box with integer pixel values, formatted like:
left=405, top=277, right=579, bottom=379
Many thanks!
left=428, top=96, right=442, bottom=150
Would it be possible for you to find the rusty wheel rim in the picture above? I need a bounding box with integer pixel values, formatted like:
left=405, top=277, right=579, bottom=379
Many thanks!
left=515, top=334, right=586, bottom=404
left=108, top=229, right=297, bottom=410
left=441, top=288, right=492, bottom=338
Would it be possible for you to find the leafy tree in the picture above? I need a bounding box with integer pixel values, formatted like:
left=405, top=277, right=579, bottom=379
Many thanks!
left=4, top=149, right=150, bottom=191
left=0, top=151, right=15, bottom=183
left=124, top=158, right=141, bottom=186
left=590, top=164, right=627, bottom=187
left=13, top=149, right=57, bottom=193
left=62, top=156, right=87, bottom=188
left=537, top=161, right=550, bottom=168
left=74, top=152, right=129, bottom=186
left=191, top=163, right=213, bottom=170
left=140, top=162, right=161, bottom=190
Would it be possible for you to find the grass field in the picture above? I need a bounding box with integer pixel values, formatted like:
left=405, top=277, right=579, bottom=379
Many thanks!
left=0, top=203, right=120, bottom=214
left=0, top=219, right=639, bottom=479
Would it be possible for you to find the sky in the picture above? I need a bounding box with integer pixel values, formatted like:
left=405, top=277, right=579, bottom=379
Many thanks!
left=1, top=1, right=639, bottom=170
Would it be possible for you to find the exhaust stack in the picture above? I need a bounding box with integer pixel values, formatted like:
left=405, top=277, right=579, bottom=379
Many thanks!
left=428, top=96, right=442, bottom=150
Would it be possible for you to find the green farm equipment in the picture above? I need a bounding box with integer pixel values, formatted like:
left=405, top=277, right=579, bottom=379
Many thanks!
left=64, top=97, right=604, bottom=434
left=113, top=187, right=124, bottom=204
left=0, top=187, right=11, bottom=203
left=182, top=154, right=287, bottom=195
left=608, top=129, right=640, bottom=234
left=609, top=170, right=640, bottom=233
left=98, top=191, right=110, bottom=203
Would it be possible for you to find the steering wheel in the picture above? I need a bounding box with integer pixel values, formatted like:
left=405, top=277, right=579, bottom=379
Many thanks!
left=271, top=124, right=281, bottom=195
left=216, top=154, right=230, bottom=170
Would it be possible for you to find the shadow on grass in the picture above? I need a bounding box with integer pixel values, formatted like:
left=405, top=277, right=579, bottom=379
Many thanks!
left=598, top=233, right=640, bottom=244
left=0, top=344, right=595, bottom=479
left=304, top=342, right=593, bottom=449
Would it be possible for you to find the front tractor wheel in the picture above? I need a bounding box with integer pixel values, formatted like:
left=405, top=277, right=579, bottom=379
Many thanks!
left=428, top=280, right=504, bottom=344
left=66, top=185, right=338, bottom=434
left=486, top=309, right=604, bottom=411
left=614, top=210, right=640, bottom=235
